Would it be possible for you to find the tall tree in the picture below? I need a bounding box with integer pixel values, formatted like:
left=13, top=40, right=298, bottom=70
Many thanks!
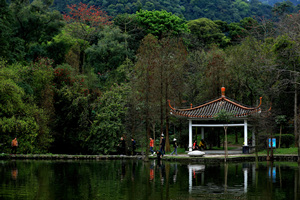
left=159, top=37, right=188, bottom=151
left=214, top=109, right=234, bottom=162
left=88, top=83, right=130, bottom=154
left=133, top=34, right=160, bottom=160
left=63, top=3, right=112, bottom=72
left=133, top=34, right=187, bottom=153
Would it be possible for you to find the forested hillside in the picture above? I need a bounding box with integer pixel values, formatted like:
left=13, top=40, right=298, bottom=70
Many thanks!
left=1, top=0, right=300, bottom=155
left=262, top=0, right=300, bottom=6
left=52, top=0, right=274, bottom=22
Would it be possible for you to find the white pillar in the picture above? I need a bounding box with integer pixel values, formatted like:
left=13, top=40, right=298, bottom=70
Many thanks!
left=252, top=128, right=255, bottom=146
left=189, top=120, right=193, bottom=152
left=201, top=127, right=204, bottom=140
left=244, top=119, right=248, bottom=146
left=243, top=168, right=248, bottom=193
left=188, top=165, right=192, bottom=193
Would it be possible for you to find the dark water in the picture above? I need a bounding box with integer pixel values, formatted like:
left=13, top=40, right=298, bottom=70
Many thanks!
left=0, top=159, right=299, bottom=200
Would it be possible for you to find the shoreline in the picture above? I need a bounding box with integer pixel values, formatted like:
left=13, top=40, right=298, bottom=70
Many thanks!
left=1, top=153, right=298, bottom=163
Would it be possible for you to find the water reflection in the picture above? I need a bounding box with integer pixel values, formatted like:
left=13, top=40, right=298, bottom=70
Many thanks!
left=11, top=161, right=18, bottom=180
left=0, top=160, right=299, bottom=200
left=188, top=164, right=205, bottom=193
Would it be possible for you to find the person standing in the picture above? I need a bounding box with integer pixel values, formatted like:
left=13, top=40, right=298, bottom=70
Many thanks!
left=193, top=140, right=198, bottom=150
left=156, top=150, right=162, bottom=163
left=160, top=135, right=165, bottom=155
left=149, top=137, right=154, bottom=155
left=11, top=137, right=18, bottom=154
left=118, top=137, right=126, bottom=155
left=171, top=138, right=178, bottom=155
left=131, top=138, right=136, bottom=155
left=199, top=139, right=206, bottom=150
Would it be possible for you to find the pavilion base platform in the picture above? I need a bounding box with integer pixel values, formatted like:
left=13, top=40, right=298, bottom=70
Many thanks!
left=188, top=150, right=205, bottom=157
left=202, top=149, right=243, bottom=155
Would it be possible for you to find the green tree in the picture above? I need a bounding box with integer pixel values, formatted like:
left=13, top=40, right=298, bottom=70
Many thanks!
left=132, top=34, right=187, bottom=154
left=51, top=64, right=93, bottom=154
left=0, top=60, right=54, bottom=153
left=275, top=115, right=287, bottom=148
left=136, top=9, right=189, bottom=39
left=9, top=0, right=64, bottom=59
left=214, top=109, right=235, bottom=162
left=63, top=3, right=112, bottom=72
left=187, top=18, right=229, bottom=48
left=133, top=34, right=159, bottom=160
left=88, top=83, right=130, bottom=154
left=85, top=26, right=130, bottom=75
left=114, top=13, right=146, bottom=55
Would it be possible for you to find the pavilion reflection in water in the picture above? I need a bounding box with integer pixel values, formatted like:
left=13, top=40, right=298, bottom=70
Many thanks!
left=188, top=163, right=258, bottom=195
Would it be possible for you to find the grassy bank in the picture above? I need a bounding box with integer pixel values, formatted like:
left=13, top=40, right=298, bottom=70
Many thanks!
left=258, top=147, right=298, bottom=155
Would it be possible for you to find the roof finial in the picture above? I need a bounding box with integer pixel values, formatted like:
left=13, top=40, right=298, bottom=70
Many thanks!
left=221, top=87, right=225, bottom=98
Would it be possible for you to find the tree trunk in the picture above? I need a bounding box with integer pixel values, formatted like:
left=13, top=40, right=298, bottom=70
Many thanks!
left=255, top=127, right=259, bottom=169
left=224, top=126, right=228, bottom=162
left=298, top=130, right=300, bottom=163
left=165, top=80, right=170, bottom=152
left=144, top=70, right=150, bottom=162
left=267, top=138, right=270, bottom=161
left=279, top=125, right=282, bottom=148
left=295, top=83, right=298, bottom=147
left=160, top=65, right=164, bottom=136
left=224, top=163, right=228, bottom=193
left=152, top=123, right=156, bottom=151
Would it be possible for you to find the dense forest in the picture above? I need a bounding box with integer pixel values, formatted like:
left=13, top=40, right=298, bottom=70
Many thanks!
left=51, top=0, right=300, bottom=22
left=262, top=0, right=300, bottom=6
left=0, top=0, right=299, bottom=155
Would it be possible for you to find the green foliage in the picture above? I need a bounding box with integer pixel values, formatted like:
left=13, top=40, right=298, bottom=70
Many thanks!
left=51, top=66, right=93, bottom=154
left=274, top=134, right=294, bottom=148
left=275, top=115, right=287, bottom=125
left=114, top=13, right=146, bottom=54
left=272, top=35, right=298, bottom=66
left=136, top=9, right=189, bottom=38
left=0, top=60, right=54, bottom=153
left=214, top=109, right=235, bottom=124
left=9, top=0, right=64, bottom=60
left=53, top=0, right=276, bottom=23
left=89, top=83, right=130, bottom=154
left=0, top=0, right=14, bottom=61
left=187, top=18, right=228, bottom=47
left=85, top=26, right=130, bottom=73
left=1, top=0, right=300, bottom=156
left=29, top=57, right=54, bottom=102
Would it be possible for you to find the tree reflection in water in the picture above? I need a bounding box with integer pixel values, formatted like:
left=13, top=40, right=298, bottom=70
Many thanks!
left=0, top=160, right=299, bottom=200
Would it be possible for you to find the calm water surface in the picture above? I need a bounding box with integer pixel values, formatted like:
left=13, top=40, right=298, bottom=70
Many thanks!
left=0, top=159, right=299, bottom=200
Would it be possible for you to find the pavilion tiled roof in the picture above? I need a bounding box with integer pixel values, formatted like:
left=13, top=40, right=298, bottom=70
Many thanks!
left=168, top=87, right=262, bottom=119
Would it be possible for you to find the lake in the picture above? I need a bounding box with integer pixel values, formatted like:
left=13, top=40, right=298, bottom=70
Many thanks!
left=0, top=159, right=299, bottom=199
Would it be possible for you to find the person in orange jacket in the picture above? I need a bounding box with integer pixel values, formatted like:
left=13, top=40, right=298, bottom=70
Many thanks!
left=149, top=138, right=154, bottom=155
left=11, top=137, right=18, bottom=154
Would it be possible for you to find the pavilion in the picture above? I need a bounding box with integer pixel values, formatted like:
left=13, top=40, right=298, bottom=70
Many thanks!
left=168, top=87, right=262, bottom=153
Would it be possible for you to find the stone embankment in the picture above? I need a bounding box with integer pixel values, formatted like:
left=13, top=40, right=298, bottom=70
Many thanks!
left=1, top=154, right=298, bottom=162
